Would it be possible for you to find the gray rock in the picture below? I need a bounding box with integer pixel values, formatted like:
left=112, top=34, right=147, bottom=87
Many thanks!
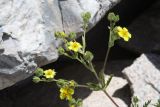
left=0, top=0, right=120, bottom=90
left=123, top=54, right=160, bottom=107
left=119, top=0, right=160, bottom=53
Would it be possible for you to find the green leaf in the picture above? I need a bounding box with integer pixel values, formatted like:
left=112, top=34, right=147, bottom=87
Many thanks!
left=98, top=70, right=105, bottom=88
left=143, top=100, right=151, bottom=107
left=105, top=74, right=113, bottom=88
left=69, top=98, right=83, bottom=107
left=76, top=98, right=83, bottom=106
left=86, top=82, right=101, bottom=91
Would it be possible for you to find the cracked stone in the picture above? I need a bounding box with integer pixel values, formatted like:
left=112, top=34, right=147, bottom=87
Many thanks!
left=122, top=54, right=160, bottom=107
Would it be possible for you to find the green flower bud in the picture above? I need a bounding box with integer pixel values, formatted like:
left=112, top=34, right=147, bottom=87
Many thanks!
left=58, top=47, right=65, bottom=54
left=107, top=12, right=119, bottom=22
left=84, top=51, right=94, bottom=61
left=33, top=76, right=41, bottom=83
left=132, top=96, right=139, bottom=103
left=69, top=32, right=76, bottom=40
left=34, top=68, right=44, bottom=77
left=81, top=12, right=91, bottom=24
left=65, top=42, right=70, bottom=51
left=55, top=31, right=67, bottom=38
left=55, top=32, right=60, bottom=38
left=69, top=80, right=77, bottom=87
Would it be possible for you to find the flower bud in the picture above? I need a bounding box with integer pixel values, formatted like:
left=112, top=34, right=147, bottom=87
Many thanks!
left=84, top=51, right=94, bottom=61
left=69, top=32, right=76, bottom=40
left=58, top=47, right=65, bottom=54
left=55, top=31, right=67, bottom=38
left=33, top=76, right=41, bottom=83
left=34, top=68, right=44, bottom=77
left=81, top=12, right=91, bottom=23
left=69, top=80, right=77, bottom=87
left=107, top=12, right=119, bottom=22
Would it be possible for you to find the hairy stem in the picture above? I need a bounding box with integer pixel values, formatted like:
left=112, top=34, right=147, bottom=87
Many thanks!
left=102, top=47, right=110, bottom=72
left=82, top=28, right=86, bottom=53
left=103, top=90, right=119, bottom=107
left=77, top=84, right=90, bottom=88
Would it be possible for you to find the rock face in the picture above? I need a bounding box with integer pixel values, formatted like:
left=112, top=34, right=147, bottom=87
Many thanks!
left=119, top=0, right=160, bottom=53
left=0, top=0, right=120, bottom=90
left=123, top=54, right=160, bottom=107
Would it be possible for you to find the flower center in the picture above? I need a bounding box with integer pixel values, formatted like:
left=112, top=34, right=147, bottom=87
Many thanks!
left=72, top=43, right=78, bottom=48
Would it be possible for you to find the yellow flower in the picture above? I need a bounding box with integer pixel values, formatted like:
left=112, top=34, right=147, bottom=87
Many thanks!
left=116, top=26, right=131, bottom=41
left=60, top=87, right=74, bottom=101
left=44, top=69, right=56, bottom=79
left=68, top=41, right=82, bottom=52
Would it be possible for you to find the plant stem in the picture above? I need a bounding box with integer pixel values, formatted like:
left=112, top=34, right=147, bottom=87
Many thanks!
left=82, top=29, right=86, bottom=53
left=101, top=22, right=113, bottom=73
left=89, top=62, right=99, bottom=81
left=103, top=90, right=119, bottom=107
left=100, top=22, right=120, bottom=107
left=102, top=47, right=110, bottom=72
left=89, top=61, right=119, bottom=107
left=77, top=84, right=89, bottom=88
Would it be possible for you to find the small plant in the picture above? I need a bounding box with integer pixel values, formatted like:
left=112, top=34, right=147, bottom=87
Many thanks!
left=33, top=12, right=132, bottom=107
left=131, top=96, right=160, bottom=107
left=154, top=99, right=160, bottom=107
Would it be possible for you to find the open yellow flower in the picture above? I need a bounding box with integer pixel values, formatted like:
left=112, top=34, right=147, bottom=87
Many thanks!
left=116, top=26, right=131, bottom=41
left=44, top=69, right=56, bottom=79
left=68, top=41, right=82, bottom=52
left=60, top=87, right=74, bottom=101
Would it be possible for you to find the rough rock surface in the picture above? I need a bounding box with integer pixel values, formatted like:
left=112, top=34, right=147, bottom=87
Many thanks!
left=0, top=0, right=120, bottom=90
left=123, top=54, right=160, bottom=107
left=119, top=0, right=160, bottom=53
